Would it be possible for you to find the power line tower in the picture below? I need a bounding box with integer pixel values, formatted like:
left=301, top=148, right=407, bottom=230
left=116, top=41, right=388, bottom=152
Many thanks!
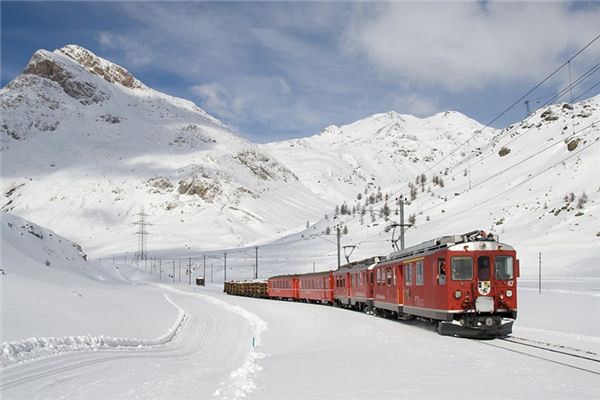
left=133, top=206, right=152, bottom=262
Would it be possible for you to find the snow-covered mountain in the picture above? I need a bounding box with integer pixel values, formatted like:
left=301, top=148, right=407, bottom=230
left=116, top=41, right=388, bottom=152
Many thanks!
left=2, top=44, right=598, bottom=274
left=263, top=110, right=495, bottom=203
left=1, top=45, right=326, bottom=254
left=259, top=95, right=600, bottom=278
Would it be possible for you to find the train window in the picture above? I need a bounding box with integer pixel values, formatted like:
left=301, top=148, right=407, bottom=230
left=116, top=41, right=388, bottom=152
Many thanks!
left=437, top=258, right=447, bottom=285
left=377, top=269, right=382, bottom=286
left=405, top=264, right=413, bottom=286
left=451, top=257, right=473, bottom=280
left=495, top=256, right=514, bottom=280
left=393, top=268, right=397, bottom=286
left=478, top=256, right=491, bottom=281
left=386, top=268, right=392, bottom=285
left=416, top=260, right=424, bottom=286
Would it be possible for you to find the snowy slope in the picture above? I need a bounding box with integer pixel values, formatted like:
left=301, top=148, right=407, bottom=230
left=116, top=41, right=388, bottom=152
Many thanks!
left=0, top=45, right=326, bottom=256
left=263, top=110, right=495, bottom=203
left=250, top=96, right=600, bottom=279
left=0, top=213, right=179, bottom=344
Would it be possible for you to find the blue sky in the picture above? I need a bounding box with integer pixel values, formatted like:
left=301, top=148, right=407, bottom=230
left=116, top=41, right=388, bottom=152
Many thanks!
left=2, top=1, right=600, bottom=143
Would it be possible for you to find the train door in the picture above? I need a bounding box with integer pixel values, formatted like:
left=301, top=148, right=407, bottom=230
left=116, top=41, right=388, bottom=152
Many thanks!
left=384, top=266, right=394, bottom=303
left=433, top=256, right=447, bottom=310
left=403, top=261, right=414, bottom=307
left=412, top=259, right=425, bottom=308
left=476, top=255, right=494, bottom=312
left=395, top=263, right=404, bottom=307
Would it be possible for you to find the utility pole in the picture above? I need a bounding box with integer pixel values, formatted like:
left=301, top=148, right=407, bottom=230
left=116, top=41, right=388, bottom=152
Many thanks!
left=224, top=252, right=227, bottom=282
left=391, top=196, right=412, bottom=252
left=172, top=260, right=175, bottom=283
left=188, top=257, right=192, bottom=285
left=336, top=225, right=341, bottom=269
left=313, top=262, right=315, bottom=273
left=178, top=260, right=181, bottom=283
left=159, top=259, right=162, bottom=280
left=400, top=197, right=405, bottom=250
left=255, top=246, right=259, bottom=279
left=524, top=99, right=531, bottom=117
left=203, top=255, right=206, bottom=281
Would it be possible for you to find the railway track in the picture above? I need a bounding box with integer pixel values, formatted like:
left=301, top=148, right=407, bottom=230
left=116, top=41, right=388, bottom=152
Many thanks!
left=478, top=335, right=600, bottom=375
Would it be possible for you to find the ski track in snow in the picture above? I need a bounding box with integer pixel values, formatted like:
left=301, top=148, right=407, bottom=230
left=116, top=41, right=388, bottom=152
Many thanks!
left=155, top=283, right=269, bottom=400
left=0, top=293, right=186, bottom=368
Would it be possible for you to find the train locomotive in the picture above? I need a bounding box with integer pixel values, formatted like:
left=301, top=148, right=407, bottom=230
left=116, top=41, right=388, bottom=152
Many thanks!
left=227, top=230, right=519, bottom=339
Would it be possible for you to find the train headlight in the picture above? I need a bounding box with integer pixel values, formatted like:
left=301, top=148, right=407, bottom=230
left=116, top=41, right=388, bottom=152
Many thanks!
left=454, top=290, right=462, bottom=299
left=506, top=290, right=513, bottom=298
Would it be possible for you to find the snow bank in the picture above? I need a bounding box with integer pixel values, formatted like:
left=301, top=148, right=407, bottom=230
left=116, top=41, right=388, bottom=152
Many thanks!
left=1, top=294, right=185, bottom=367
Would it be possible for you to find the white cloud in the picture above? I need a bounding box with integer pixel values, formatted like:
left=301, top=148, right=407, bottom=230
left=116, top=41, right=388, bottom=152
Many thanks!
left=345, top=2, right=600, bottom=91
left=390, top=94, right=439, bottom=117
left=190, top=82, right=246, bottom=119
left=98, top=31, right=152, bottom=67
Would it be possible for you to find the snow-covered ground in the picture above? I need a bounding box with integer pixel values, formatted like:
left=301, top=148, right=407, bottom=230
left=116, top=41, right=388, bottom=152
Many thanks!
left=1, top=215, right=598, bottom=399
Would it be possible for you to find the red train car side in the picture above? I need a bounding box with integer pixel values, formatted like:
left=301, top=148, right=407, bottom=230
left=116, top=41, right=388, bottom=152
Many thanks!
left=268, top=275, right=299, bottom=300
left=298, top=271, right=335, bottom=304
left=240, top=230, right=519, bottom=338
left=333, top=257, right=380, bottom=311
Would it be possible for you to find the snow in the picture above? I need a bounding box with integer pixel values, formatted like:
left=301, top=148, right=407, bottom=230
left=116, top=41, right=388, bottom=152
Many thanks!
left=1, top=292, right=185, bottom=367
left=1, top=44, right=599, bottom=399
left=1, top=214, right=599, bottom=399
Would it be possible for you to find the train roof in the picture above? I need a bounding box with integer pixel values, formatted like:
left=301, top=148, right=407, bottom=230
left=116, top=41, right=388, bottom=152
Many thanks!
left=385, top=230, right=514, bottom=262
left=334, top=256, right=383, bottom=273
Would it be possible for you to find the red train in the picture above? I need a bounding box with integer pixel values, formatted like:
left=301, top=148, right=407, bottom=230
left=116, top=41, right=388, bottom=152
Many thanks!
left=263, top=230, right=519, bottom=338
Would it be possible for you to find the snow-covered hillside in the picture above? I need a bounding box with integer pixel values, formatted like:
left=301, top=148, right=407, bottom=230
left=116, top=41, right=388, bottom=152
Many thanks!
left=0, top=45, right=326, bottom=255
left=263, top=110, right=495, bottom=203
left=0, top=213, right=177, bottom=344
left=255, top=95, right=600, bottom=278
left=1, top=45, right=598, bottom=279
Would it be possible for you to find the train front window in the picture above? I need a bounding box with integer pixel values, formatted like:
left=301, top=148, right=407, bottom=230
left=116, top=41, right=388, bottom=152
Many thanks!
left=451, top=257, right=473, bottom=280
left=478, top=256, right=491, bottom=281
left=495, top=256, right=514, bottom=280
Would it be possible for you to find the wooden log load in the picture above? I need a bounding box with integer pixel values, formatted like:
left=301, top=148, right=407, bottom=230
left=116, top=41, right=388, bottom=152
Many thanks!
left=224, top=280, right=268, bottom=298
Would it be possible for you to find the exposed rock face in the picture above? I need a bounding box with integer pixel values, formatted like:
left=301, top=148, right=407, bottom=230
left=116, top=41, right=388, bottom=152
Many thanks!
left=178, top=179, right=220, bottom=201
left=234, top=150, right=296, bottom=181
left=59, top=45, right=145, bottom=90
left=23, top=51, right=108, bottom=105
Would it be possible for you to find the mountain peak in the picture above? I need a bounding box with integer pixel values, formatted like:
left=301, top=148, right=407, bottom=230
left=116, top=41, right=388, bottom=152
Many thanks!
left=56, top=44, right=146, bottom=90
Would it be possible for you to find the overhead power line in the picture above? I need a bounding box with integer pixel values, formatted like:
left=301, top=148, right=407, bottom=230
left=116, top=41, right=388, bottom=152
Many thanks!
left=388, top=34, right=600, bottom=201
